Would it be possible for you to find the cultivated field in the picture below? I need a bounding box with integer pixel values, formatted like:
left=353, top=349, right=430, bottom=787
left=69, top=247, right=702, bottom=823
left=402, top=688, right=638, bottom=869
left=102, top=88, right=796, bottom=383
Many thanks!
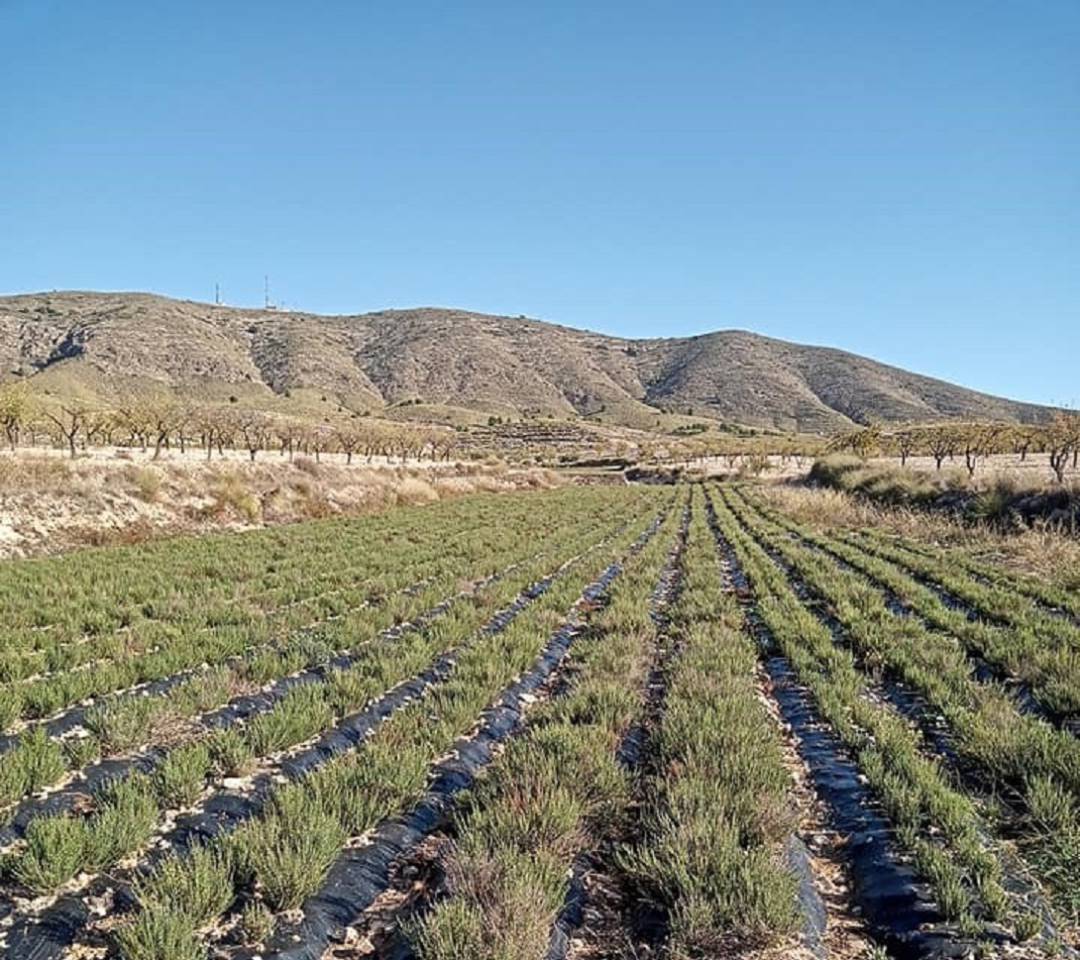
left=0, top=481, right=1076, bottom=960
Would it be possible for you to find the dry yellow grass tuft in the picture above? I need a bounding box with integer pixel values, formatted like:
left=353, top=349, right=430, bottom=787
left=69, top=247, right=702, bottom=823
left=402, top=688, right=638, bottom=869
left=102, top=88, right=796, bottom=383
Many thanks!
left=758, top=483, right=1080, bottom=587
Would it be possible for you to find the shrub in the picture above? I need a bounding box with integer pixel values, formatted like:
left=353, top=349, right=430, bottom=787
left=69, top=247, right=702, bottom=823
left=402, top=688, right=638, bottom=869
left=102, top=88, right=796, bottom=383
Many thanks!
left=114, top=909, right=201, bottom=960
left=239, top=901, right=275, bottom=945
left=242, top=802, right=346, bottom=910
left=130, top=467, right=163, bottom=503
left=84, top=776, right=158, bottom=871
left=206, top=728, right=254, bottom=777
left=133, top=843, right=233, bottom=923
left=85, top=695, right=159, bottom=752
left=154, top=742, right=212, bottom=807
left=244, top=684, right=334, bottom=756
left=395, top=477, right=439, bottom=506
left=11, top=814, right=86, bottom=892
left=208, top=474, right=261, bottom=522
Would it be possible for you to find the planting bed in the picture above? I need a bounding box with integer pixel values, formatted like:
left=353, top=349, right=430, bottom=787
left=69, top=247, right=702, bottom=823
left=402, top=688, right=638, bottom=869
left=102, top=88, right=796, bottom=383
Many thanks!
left=0, top=481, right=1075, bottom=959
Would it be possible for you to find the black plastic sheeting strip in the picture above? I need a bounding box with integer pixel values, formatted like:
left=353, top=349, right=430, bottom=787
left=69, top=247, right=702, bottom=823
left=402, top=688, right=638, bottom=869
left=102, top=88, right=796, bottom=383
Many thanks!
left=762, top=519, right=1075, bottom=733
left=0, top=566, right=525, bottom=846
left=764, top=655, right=976, bottom=960
left=836, top=531, right=1062, bottom=638
left=705, top=495, right=979, bottom=960
left=250, top=519, right=664, bottom=960
left=544, top=853, right=589, bottom=960
left=0, top=563, right=521, bottom=759
left=785, top=835, right=829, bottom=960
left=867, top=662, right=1076, bottom=953
left=0, top=667, right=196, bottom=756
left=705, top=499, right=831, bottom=960
left=718, top=496, right=1080, bottom=957
left=0, top=551, right=597, bottom=960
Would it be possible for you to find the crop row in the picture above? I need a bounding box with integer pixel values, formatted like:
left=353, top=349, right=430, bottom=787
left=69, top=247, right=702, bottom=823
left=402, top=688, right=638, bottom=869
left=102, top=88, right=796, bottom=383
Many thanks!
left=837, top=525, right=1080, bottom=646
left=854, top=529, right=1080, bottom=622
left=708, top=487, right=1057, bottom=947
left=414, top=492, right=688, bottom=959
left=0, top=490, right=619, bottom=702
left=0, top=488, right=647, bottom=738
left=4, top=493, right=672, bottom=959
left=722, top=485, right=1080, bottom=928
left=619, top=486, right=801, bottom=954
left=0, top=489, right=608, bottom=674
left=0, top=491, right=653, bottom=840
left=743, top=489, right=1080, bottom=722
left=0, top=492, right=546, bottom=649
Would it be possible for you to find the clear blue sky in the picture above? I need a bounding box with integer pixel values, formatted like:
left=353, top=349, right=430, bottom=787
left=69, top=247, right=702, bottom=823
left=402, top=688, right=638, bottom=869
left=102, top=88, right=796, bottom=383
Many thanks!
left=1, top=1, right=1077, bottom=405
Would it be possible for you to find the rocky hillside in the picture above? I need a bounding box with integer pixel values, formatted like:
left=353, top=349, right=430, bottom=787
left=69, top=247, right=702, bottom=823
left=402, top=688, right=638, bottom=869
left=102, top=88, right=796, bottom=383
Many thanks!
left=0, top=291, right=1052, bottom=432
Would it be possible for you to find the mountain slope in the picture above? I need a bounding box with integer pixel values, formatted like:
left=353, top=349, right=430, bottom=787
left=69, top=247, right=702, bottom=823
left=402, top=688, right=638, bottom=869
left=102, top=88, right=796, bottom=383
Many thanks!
left=0, top=291, right=1052, bottom=432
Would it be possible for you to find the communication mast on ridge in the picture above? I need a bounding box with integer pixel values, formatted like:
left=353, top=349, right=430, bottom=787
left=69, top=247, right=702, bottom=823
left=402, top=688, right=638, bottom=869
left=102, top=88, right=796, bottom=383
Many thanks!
left=214, top=283, right=221, bottom=305
left=263, top=275, right=277, bottom=311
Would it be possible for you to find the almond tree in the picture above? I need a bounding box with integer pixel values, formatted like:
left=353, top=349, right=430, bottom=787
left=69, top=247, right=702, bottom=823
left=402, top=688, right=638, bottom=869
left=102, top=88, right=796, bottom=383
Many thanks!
left=1047, top=413, right=1080, bottom=484
left=119, top=396, right=182, bottom=460
left=114, top=399, right=153, bottom=451
left=0, top=384, right=30, bottom=451
left=334, top=422, right=362, bottom=465
left=961, top=423, right=1005, bottom=478
left=43, top=402, right=92, bottom=458
left=306, top=424, right=333, bottom=462
left=85, top=408, right=119, bottom=447
left=433, top=431, right=458, bottom=461
left=828, top=425, right=881, bottom=459
left=237, top=412, right=271, bottom=461
left=1011, top=425, right=1037, bottom=462
left=173, top=404, right=195, bottom=455
left=194, top=406, right=224, bottom=461
left=276, top=419, right=302, bottom=461
left=894, top=427, right=918, bottom=467
left=922, top=425, right=959, bottom=471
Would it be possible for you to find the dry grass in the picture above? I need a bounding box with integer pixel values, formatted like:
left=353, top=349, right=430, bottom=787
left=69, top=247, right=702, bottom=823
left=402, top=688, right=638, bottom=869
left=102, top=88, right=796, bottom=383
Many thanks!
left=757, top=483, right=1080, bottom=588
left=0, top=453, right=560, bottom=558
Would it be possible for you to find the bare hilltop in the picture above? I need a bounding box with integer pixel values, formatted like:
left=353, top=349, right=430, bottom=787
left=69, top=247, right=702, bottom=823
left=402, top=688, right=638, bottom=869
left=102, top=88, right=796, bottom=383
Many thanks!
left=0, top=291, right=1052, bottom=432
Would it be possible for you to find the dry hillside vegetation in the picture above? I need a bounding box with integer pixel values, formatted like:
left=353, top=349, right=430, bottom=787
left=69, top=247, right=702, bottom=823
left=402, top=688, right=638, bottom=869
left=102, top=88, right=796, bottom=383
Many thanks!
left=0, top=453, right=555, bottom=557
left=0, top=291, right=1055, bottom=432
left=759, top=482, right=1080, bottom=591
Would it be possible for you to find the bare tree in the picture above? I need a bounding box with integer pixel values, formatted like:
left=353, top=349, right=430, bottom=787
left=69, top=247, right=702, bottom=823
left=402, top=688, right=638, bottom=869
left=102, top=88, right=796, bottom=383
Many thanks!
left=276, top=419, right=302, bottom=461
left=1047, top=413, right=1080, bottom=484
left=43, top=402, right=92, bottom=458
left=193, top=406, right=225, bottom=461
left=922, top=425, right=959, bottom=471
left=334, top=422, right=362, bottom=465
left=961, top=423, right=1005, bottom=479
left=237, top=412, right=271, bottom=461
left=307, top=424, right=332, bottom=463
left=894, top=427, right=917, bottom=467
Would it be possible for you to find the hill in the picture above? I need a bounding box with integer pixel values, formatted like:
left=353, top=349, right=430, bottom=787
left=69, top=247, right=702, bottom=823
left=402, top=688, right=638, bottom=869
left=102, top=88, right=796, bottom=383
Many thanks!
left=0, top=291, right=1053, bottom=433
